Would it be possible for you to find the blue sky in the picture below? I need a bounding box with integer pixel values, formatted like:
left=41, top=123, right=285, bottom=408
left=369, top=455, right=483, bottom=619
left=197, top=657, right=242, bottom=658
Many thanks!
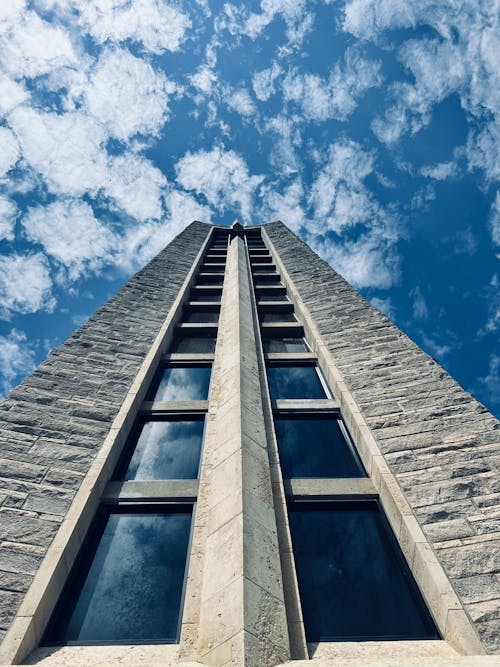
left=0, top=0, right=498, bottom=416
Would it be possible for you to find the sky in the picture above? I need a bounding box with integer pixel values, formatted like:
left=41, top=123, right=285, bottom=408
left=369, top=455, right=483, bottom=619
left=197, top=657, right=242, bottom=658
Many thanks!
left=0, top=0, right=498, bottom=417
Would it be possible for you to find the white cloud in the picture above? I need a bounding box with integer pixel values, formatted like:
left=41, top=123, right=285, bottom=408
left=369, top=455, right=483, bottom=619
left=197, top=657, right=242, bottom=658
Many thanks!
left=190, top=65, right=217, bottom=95
left=42, top=0, right=191, bottom=54
left=263, top=113, right=303, bottom=175
left=310, top=233, right=399, bottom=290
left=84, top=47, right=178, bottom=141
left=420, top=161, right=457, bottom=180
left=0, top=252, right=54, bottom=318
left=370, top=296, right=395, bottom=319
left=0, top=126, right=20, bottom=177
left=466, top=122, right=500, bottom=184
left=344, top=0, right=500, bottom=180
left=224, top=87, right=256, bottom=117
left=175, top=146, right=263, bottom=221
left=489, top=191, right=500, bottom=246
left=0, top=1, right=77, bottom=78
left=421, top=334, right=452, bottom=359
left=9, top=107, right=166, bottom=221
left=22, top=199, right=115, bottom=280
left=219, top=0, right=311, bottom=48
left=308, top=138, right=376, bottom=232
left=410, top=286, right=428, bottom=320
left=477, top=354, right=500, bottom=406
left=0, top=329, right=35, bottom=397
left=9, top=106, right=108, bottom=196
left=106, top=153, right=167, bottom=220
left=0, top=196, right=17, bottom=241
left=283, top=49, right=382, bottom=121
left=260, top=178, right=305, bottom=232
left=252, top=63, right=282, bottom=101
left=115, top=190, right=212, bottom=274
left=0, top=73, right=28, bottom=117
left=304, top=138, right=401, bottom=289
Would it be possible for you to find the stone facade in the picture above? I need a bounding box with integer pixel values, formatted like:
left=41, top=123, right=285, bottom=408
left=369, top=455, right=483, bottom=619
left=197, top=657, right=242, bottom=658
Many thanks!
left=0, top=221, right=210, bottom=644
left=264, top=220, right=500, bottom=653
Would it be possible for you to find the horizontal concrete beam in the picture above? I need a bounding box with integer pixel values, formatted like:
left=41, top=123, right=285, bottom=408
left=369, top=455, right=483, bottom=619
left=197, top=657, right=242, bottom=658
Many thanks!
left=103, top=480, right=199, bottom=502
left=284, top=478, right=376, bottom=499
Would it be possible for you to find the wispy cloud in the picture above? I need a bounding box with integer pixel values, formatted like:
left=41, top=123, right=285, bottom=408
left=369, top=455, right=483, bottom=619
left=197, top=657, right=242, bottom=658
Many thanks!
left=344, top=0, right=500, bottom=186
left=282, top=48, right=382, bottom=122
left=0, top=328, right=35, bottom=396
left=304, top=138, right=401, bottom=289
left=175, top=146, right=263, bottom=221
left=83, top=47, right=180, bottom=141
left=0, top=196, right=16, bottom=241
left=410, top=286, right=428, bottom=320
left=252, top=63, right=282, bottom=101
left=22, top=199, right=115, bottom=281
left=36, top=0, right=192, bottom=54
left=0, top=252, right=54, bottom=318
left=224, top=86, right=257, bottom=117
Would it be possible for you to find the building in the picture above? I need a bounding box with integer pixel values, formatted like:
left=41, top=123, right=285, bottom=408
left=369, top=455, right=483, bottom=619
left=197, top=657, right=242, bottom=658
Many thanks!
left=0, top=220, right=498, bottom=666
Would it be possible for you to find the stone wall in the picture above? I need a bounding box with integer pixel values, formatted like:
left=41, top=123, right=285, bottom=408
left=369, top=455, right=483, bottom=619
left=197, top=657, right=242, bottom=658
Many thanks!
left=264, top=221, right=500, bottom=653
left=0, top=221, right=210, bottom=642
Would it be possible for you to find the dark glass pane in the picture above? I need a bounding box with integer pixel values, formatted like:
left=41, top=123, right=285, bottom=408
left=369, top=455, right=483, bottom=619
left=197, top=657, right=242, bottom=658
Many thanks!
left=170, top=335, right=216, bottom=353
left=123, top=420, right=204, bottom=480
left=275, top=416, right=364, bottom=478
left=257, top=294, right=288, bottom=302
left=190, top=292, right=221, bottom=302
left=184, top=310, right=220, bottom=323
left=263, top=337, right=307, bottom=353
left=149, top=366, right=211, bottom=401
left=50, top=511, right=191, bottom=642
left=289, top=502, right=439, bottom=641
left=267, top=365, right=327, bottom=399
left=260, top=312, right=296, bottom=323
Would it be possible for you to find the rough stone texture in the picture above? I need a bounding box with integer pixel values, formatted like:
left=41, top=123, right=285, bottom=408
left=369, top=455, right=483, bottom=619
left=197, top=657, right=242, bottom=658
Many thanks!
left=264, top=220, right=500, bottom=654
left=0, top=221, right=210, bottom=640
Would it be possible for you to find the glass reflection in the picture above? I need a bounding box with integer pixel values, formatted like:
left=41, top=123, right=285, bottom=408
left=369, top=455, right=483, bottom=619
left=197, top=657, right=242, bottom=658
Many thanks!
left=263, top=337, right=308, bottom=353
left=275, top=416, right=364, bottom=478
left=53, top=511, right=192, bottom=642
left=149, top=366, right=211, bottom=401
left=289, top=502, right=439, bottom=641
left=123, top=420, right=204, bottom=480
left=267, top=365, right=327, bottom=399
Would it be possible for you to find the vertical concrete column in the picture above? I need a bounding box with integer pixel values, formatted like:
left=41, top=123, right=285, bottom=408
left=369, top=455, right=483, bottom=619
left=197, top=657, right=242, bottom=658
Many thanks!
left=181, top=234, right=290, bottom=666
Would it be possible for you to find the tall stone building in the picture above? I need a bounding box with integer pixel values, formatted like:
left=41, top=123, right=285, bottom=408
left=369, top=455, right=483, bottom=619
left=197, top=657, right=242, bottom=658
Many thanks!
left=0, top=221, right=498, bottom=667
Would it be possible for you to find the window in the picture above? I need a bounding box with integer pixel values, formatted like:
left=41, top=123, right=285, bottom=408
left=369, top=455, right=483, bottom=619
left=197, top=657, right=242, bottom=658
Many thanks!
left=116, top=417, right=205, bottom=480
left=275, top=414, right=364, bottom=478
left=169, top=335, right=216, bottom=354
left=148, top=366, right=211, bottom=401
left=184, top=309, right=220, bottom=323
left=257, top=294, right=289, bottom=302
left=289, top=500, right=439, bottom=642
left=260, top=312, right=297, bottom=323
left=44, top=507, right=192, bottom=644
left=263, top=337, right=308, bottom=353
left=267, top=364, right=328, bottom=399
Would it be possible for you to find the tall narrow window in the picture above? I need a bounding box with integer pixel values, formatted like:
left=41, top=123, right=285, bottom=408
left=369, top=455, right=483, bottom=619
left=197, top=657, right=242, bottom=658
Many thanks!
left=44, top=506, right=193, bottom=644
left=289, top=501, right=439, bottom=641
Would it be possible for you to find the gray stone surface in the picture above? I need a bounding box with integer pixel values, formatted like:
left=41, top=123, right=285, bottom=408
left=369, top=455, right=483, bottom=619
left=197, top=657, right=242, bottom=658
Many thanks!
left=0, top=221, right=210, bottom=639
left=264, top=220, right=500, bottom=654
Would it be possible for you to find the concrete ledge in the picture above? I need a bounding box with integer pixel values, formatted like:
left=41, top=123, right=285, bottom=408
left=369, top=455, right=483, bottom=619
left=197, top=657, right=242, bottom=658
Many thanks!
left=103, top=480, right=199, bottom=502
left=285, top=478, right=376, bottom=498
